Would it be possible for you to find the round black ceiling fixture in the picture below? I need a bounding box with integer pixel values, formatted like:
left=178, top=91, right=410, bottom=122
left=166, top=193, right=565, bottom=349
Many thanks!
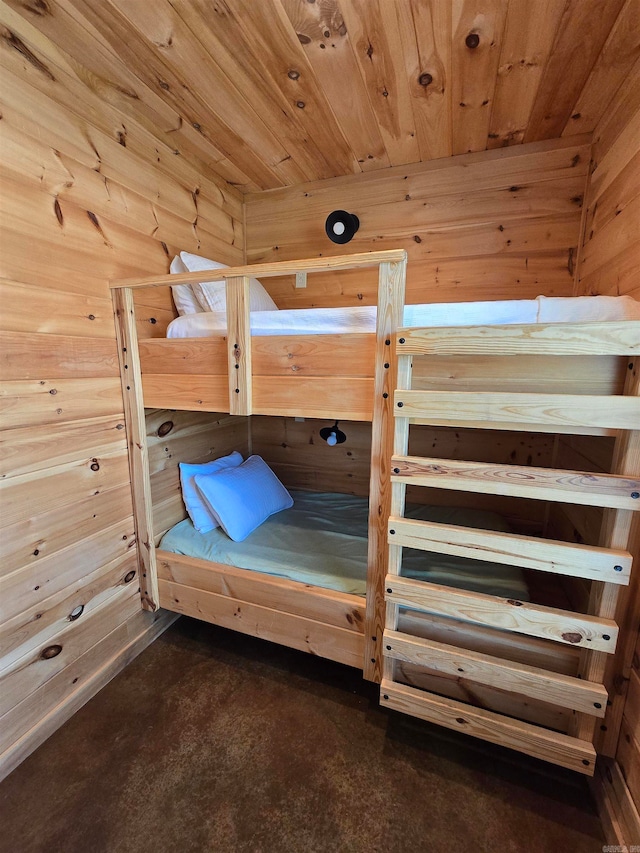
left=325, top=210, right=360, bottom=244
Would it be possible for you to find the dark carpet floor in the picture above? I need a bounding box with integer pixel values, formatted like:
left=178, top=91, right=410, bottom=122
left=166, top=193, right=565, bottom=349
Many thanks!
left=0, top=617, right=605, bottom=853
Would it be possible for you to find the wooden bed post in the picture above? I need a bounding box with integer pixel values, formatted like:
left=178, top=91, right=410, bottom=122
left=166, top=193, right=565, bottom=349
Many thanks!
left=364, top=255, right=407, bottom=682
left=226, top=275, right=252, bottom=416
left=581, top=357, right=640, bottom=753
left=112, top=287, right=159, bottom=611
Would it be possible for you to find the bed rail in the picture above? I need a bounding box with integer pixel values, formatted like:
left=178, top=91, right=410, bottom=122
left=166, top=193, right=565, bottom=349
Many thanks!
left=111, top=249, right=407, bottom=419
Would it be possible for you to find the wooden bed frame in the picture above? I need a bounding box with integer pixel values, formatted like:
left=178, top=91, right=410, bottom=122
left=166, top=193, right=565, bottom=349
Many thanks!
left=111, top=251, right=640, bottom=776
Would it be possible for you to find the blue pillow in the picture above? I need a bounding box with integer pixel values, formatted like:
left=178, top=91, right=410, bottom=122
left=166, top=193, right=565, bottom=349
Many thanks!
left=179, top=451, right=243, bottom=533
left=194, top=455, right=293, bottom=542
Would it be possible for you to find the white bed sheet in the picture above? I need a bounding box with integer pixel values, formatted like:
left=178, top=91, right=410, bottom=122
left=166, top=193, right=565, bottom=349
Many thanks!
left=166, top=295, right=640, bottom=339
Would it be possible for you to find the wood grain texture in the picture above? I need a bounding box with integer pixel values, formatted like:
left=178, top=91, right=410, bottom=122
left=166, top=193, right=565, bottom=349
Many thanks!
left=391, top=454, right=640, bottom=510
left=385, top=575, right=619, bottom=653
left=3, top=0, right=631, bottom=191
left=246, top=137, right=588, bottom=307
left=524, top=0, right=626, bottom=143
left=451, top=0, right=508, bottom=155
left=573, top=65, right=639, bottom=811
left=158, top=576, right=364, bottom=669
left=578, top=71, right=640, bottom=299
left=388, top=515, right=632, bottom=584
left=384, top=629, right=608, bottom=716
left=395, top=389, right=640, bottom=432
left=380, top=679, right=597, bottom=775
left=487, top=0, right=566, bottom=148
left=0, top=0, right=243, bottom=776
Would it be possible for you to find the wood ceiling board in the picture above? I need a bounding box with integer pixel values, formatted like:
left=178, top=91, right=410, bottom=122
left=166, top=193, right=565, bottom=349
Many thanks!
left=450, top=0, right=509, bottom=155
left=339, top=0, right=421, bottom=166
left=280, top=0, right=389, bottom=172
left=219, top=0, right=360, bottom=180
left=562, top=0, right=640, bottom=138
left=106, top=0, right=312, bottom=186
left=395, top=0, right=452, bottom=161
left=64, top=0, right=289, bottom=189
left=3, top=1, right=638, bottom=189
left=524, top=0, right=626, bottom=142
left=487, top=0, right=567, bottom=148
left=165, top=0, right=356, bottom=183
left=2, top=0, right=254, bottom=191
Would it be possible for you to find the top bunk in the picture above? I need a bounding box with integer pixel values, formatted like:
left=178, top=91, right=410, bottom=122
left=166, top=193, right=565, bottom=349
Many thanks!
left=110, top=249, right=640, bottom=421
left=111, top=250, right=407, bottom=420
left=111, top=250, right=640, bottom=421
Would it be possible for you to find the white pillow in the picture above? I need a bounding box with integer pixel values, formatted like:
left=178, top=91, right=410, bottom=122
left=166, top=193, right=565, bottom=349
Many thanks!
left=179, top=251, right=278, bottom=313
left=194, top=455, right=293, bottom=542
left=170, top=255, right=203, bottom=315
left=179, top=451, right=243, bottom=533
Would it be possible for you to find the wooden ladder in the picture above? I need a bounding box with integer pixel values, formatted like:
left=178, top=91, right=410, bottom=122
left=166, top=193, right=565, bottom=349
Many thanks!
left=380, top=321, right=640, bottom=775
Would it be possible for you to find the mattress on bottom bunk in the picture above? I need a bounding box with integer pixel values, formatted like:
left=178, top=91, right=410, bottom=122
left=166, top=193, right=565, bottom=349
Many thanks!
left=166, top=295, right=640, bottom=338
left=159, top=490, right=529, bottom=600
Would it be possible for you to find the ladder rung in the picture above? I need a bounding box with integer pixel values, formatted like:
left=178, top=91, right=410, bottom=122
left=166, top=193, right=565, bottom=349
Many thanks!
left=395, top=321, right=640, bottom=357
left=393, top=390, right=640, bottom=433
left=391, top=455, right=640, bottom=511
left=380, top=679, right=597, bottom=775
left=384, top=574, right=618, bottom=653
left=387, top=516, right=632, bottom=584
left=383, top=629, right=608, bottom=716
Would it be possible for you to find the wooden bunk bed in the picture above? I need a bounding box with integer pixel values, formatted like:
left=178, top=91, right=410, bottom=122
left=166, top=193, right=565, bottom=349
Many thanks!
left=110, top=251, right=640, bottom=776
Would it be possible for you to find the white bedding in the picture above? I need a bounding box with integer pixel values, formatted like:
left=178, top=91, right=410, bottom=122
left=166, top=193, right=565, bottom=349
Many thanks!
left=166, top=295, right=640, bottom=338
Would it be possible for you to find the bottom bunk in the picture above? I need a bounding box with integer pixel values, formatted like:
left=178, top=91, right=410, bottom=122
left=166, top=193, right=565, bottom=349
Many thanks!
left=157, top=488, right=533, bottom=671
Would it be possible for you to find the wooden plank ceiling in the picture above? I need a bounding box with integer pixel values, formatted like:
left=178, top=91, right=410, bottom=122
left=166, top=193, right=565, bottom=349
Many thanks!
left=4, top=0, right=640, bottom=193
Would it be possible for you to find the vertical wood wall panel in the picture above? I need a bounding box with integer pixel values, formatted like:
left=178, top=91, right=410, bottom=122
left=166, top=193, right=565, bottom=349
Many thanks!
left=0, top=5, right=244, bottom=781
left=245, top=137, right=590, bottom=307
left=576, top=64, right=640, bottom=299
left=574, top=66, right=640, bottom=838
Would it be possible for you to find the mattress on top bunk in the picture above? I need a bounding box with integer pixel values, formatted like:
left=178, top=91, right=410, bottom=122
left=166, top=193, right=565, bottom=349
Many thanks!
left=159, top=490, right=529, bottom=601
left=166, top=295, right=640, bottom=338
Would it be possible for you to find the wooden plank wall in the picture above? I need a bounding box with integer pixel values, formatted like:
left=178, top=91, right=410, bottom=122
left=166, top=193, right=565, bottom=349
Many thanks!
left=146, top=410, right=250, bottom=544
left=576, top=62, right=640, bottom=299
left=0, top=6, right=244, bottom=781
left=251, top=416, right=555, bottom=535
left=573, top=64, right=640, bottom=842
left=245, top=136, right=591, bottom=307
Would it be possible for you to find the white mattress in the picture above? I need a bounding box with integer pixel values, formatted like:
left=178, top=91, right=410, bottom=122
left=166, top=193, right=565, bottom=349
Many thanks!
left=166, top=296, right=640, bottom=339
